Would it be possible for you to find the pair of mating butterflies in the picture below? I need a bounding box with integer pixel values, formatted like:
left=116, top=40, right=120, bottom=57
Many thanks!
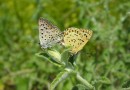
left=39, top=17, right=93, bottom=54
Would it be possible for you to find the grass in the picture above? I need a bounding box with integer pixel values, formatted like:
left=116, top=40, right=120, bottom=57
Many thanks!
left=0, top=0, right=130, bottom=90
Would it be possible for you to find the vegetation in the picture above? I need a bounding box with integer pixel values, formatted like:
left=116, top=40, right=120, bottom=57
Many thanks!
left=0, top=0, right=130, bottom=90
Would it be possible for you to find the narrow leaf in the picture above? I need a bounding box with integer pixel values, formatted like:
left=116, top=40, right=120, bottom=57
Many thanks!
left=36, top=52, right=63, bottom=66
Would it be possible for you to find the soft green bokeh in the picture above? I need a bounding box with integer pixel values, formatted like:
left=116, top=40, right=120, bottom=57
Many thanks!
left=0, top=0, right=130, bottom=90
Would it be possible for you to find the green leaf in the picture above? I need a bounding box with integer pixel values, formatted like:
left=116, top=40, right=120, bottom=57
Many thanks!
left=66, top=62, right=75, bottom=70
left=36, top=52, right=63, bottom=66
left=76, top=73, right=94, bottom=89
left=47, top=49, right=63, bottom=64
left=122, top=79, right=130, bottom=89
left=35, top=52, right=50, bottom=61
left=50, top=70, right=70, bottom=90
left=15, top=77, right=29, bottom=90
left=72, top=84, right=88, bottom=90
left=68, top=54, right=79, bottom=65
left=61, top=47, right=71, bottom=64
left=98, top=77, right=111, bottom=84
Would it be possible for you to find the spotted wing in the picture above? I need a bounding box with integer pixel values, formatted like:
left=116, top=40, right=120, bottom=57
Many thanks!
left=63, top=27, right=93, bottom=54
left=38, top=17, right=62, bottom=48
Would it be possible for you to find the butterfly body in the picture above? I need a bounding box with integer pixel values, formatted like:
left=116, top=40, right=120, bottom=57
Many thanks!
left=38, top=17, right=62, bottom=48
left=63, top=27, right=93, bottom=54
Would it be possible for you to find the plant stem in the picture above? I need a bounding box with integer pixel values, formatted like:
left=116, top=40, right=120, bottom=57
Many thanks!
left=50, top=70, right=70, bottom=90
left=76, top=73, right=95, bottom=90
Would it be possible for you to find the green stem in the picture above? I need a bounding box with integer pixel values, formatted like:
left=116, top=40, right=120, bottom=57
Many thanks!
left=76, top=73, right=95, bottom=90
left=50, top=70, right=70, bottom=90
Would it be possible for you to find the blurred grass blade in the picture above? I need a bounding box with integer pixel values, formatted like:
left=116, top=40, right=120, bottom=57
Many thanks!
left=98, top=77, right=111, bottom=84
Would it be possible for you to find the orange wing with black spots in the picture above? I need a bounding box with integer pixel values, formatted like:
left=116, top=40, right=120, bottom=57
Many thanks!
left=63, top=27, right=93, bottom=54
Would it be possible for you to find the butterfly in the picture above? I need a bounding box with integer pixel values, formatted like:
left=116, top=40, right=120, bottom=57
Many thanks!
left=62, top=27, right=93, bottom=54
left=38, top=17, right=62, bottom=48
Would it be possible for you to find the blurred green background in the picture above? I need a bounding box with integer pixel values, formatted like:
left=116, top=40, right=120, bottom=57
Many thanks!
left=0, top=0, right=130, bottom=90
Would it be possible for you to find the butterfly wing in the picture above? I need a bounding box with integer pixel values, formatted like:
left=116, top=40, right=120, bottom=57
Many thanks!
left=38, top=17, right=62, bottom=48
left=63, top=27, right=93, bottom=54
